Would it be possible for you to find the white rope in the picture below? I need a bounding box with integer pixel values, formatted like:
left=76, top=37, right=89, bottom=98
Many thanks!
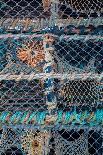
left=0, top=34, right=43, bottom=39
left=0, top=34, right=102, bottom=41
left=0, top=73, right=102, bottom=81
left=61, top=35, right=103, bottom=41
left=0, top=17, right=102, bottom=28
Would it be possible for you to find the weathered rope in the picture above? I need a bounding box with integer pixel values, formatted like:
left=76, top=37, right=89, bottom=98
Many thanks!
left=0, top=73, right=102, bottom=81
left=0, top=33, right=103, bottom=40
left=0, top=17, right=102, bottom=29
left=43, top=34, right=57, bottom=112
left=0, top=109, right=102, bottom=126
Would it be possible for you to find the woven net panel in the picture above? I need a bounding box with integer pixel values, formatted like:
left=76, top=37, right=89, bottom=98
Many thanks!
left=0, top=128, right=102, bottom=155
left=0, top=0, right=102, bottom=19
left=54, top=40, right=103, bottom=74
left=53, top=129, right=88, bottom=155
left=0, top=127, right=24, bottom=154
left=0, top=0, right=51, bottom=19
left=57, top=80, right=99, bottom=110
left=67, top=0, right=103, bottom=12
left=54, top=37, right=102, bottom=110
left=21, top=130, right=50, bottom=155
left=0, top=127, right=50, bottom=155
left=0, top=0, right=102, bottom=34
left=0, top=38, right=45, bottom=74
left=0, top=37, right=103, bottom=73
left=0, top=37, right=48, bottom=112
left=0, top=0, right=102, bottom=155
left=0, top=34, right=102, bottom=120
left=0, top=80, right=46, bottom=111
left=51, top=128, right=103, bottom=155
left=59, top=0, right=102, bottom=17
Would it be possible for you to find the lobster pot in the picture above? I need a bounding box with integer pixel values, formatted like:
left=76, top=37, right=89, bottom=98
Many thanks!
left=53, top=129, right=88, bottom=155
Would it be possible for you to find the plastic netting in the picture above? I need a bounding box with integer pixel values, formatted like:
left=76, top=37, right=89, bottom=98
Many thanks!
left=0, top=0, right=103, bottom=155
left=0, top=0, right=102, bottom=18
left=0, top=128, right=103, bottom=155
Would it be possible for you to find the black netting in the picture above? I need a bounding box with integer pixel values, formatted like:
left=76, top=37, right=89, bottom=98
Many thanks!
left=0, top=0, right=103, bottom=155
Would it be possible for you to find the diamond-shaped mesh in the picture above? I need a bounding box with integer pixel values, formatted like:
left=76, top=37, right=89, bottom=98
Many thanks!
left=0, top=0, right=103, bottom=155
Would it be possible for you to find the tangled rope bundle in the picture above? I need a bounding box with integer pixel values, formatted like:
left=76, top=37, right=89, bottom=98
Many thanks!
left=17, top=41, right=45, bottom=67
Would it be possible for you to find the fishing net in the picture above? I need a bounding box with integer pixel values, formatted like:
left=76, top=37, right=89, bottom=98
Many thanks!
left=0, top=127, right=102, bottom=155
left=59, top=0, right=102, bottom=17
left=0, top=36, right=102, bottom=111
left=0, top=0, right=102, bottom=18
left=0, top=0, right=103, bottom=155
